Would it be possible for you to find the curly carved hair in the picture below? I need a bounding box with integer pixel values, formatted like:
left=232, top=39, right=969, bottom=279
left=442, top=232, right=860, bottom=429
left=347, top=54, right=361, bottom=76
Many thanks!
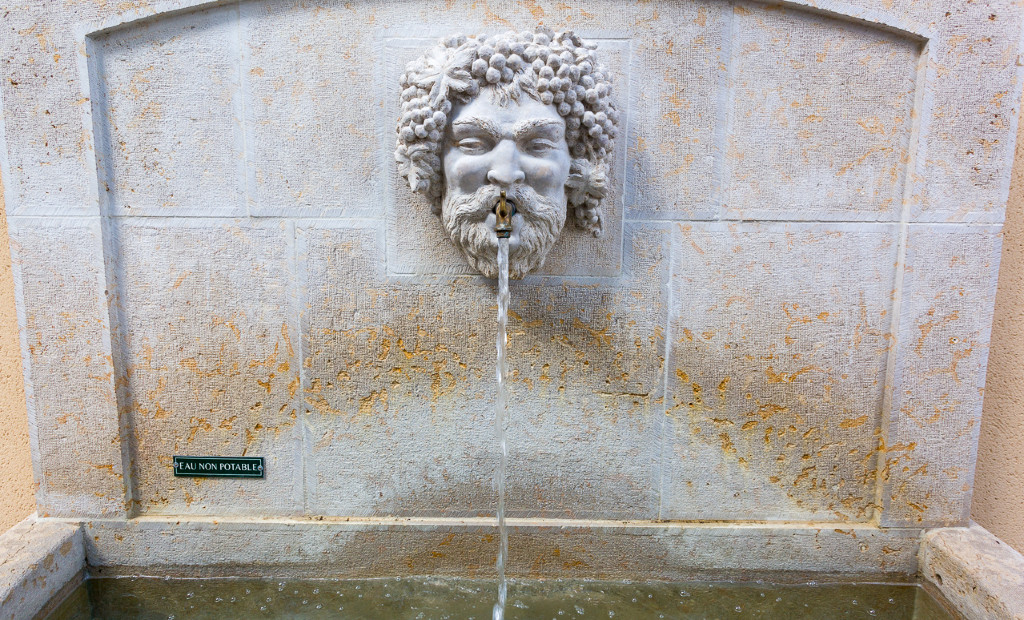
left=395, top=28, right=619, bottom=237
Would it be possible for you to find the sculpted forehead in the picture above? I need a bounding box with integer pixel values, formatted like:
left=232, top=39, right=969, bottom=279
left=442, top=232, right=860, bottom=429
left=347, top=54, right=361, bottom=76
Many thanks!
left=450, top=94, right=566, bottom=137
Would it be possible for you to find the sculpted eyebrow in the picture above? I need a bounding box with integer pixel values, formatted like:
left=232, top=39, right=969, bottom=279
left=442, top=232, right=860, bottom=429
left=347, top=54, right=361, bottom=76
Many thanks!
left=513, top=119, right=564, bottom=139
left=451, top=117, right=502, bottom=137
left=451, top=117, right=564, bottom=141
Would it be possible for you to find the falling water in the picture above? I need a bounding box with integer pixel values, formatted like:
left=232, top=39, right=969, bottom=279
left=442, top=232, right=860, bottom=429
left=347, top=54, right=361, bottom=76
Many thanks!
left=492, top=237, right=510, bottom=620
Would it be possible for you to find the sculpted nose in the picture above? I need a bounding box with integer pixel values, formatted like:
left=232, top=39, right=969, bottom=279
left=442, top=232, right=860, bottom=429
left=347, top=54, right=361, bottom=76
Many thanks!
left=485, top=140, right=526, bottom=187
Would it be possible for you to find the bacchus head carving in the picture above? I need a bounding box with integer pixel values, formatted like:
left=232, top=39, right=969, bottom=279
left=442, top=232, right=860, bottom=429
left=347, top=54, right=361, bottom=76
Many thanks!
left=395, top=28, right=619, bottom=278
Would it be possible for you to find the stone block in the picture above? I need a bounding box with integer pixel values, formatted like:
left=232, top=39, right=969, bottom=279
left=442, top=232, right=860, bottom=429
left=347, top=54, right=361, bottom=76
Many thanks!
left=0, top=3, right=102, bottom=215
left=663, top=223, right=898, bottom=521
left=724, top=5, right=920, bottom=221
left=0, top=517, right=84, bottom=620
left=920, top=523, right=1024, bottom=620
left=880, top=225, right=1002, bottom=527
left=241, top=1, right=384, bottom=218
left=91, top=5, right=247, bottom=216
left=82, top=516, right=918, bottom=579
left=8, top=216, right=125, bottom=518
left=617, top=0, right=725, bottom=220
left=912, top=3, right=1023, bottom=223
left=110, top=220, right=302, bottom=515
left=300, top=221, right=668, bottom=519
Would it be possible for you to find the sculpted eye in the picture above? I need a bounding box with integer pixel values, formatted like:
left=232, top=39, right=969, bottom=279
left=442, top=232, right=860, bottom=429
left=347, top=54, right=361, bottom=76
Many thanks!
left=525, top=139, right=557, bottom=155
left=456, top=137, right=490, bottom=154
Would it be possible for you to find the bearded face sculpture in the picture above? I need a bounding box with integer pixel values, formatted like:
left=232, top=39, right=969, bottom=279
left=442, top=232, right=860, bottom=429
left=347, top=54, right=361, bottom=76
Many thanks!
left=395, top=29, right=619, bottom=279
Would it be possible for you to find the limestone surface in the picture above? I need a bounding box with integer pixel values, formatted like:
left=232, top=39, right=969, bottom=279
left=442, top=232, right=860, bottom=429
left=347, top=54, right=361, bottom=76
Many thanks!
left=921, top=523, right=1024, bottom=619
left=82, top=516, right=919, bottom=579
left=0, top=0, right=1020, bottom=572
left=0, top=516, right=84, bottom=620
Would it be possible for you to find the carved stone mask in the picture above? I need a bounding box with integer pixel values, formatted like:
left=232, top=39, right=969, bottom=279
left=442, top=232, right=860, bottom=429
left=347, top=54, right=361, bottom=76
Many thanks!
left=395, top=28, right=619, bottom=278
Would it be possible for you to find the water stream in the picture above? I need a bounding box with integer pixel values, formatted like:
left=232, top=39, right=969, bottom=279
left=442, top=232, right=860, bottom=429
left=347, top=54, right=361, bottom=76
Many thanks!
left=493, top=237, right=510, bottom=620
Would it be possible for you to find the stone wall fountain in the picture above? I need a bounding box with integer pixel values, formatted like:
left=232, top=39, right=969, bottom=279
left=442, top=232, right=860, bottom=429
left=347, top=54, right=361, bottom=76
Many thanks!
left=1, top=0, right=1024, bottom=618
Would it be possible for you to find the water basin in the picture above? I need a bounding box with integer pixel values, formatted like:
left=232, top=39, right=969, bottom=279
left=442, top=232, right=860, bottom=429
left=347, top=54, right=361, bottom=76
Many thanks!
left=45, top=576, right=958, bottom=619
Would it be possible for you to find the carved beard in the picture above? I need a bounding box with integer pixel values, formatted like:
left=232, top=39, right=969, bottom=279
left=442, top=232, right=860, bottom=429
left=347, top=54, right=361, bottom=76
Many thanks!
left=441, top=185, right=566, bottom=279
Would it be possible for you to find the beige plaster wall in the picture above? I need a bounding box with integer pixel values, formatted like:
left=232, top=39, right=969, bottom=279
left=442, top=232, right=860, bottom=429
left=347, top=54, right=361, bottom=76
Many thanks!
left=973, top=94, right=1024, bottom=554
left=0, top=171, right=33, bottom=533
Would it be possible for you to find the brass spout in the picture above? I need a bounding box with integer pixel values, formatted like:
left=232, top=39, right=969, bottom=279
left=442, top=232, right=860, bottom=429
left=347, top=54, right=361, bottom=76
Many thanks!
left=495, top=191, right=515, bottom=238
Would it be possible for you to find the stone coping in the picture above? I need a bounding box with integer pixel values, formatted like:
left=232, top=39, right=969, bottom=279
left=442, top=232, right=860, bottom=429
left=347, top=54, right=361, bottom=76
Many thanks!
left=0, top=516, right=83, bottom=620
left=3, top=515, right=1024, bottom=618
left=79, top=516, right=924, bottom=579
left=921, top=523, right=1024, bottom=620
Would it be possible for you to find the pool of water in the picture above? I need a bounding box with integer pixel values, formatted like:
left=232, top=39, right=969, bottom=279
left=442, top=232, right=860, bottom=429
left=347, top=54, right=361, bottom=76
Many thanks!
left=45, top=576, right=958, bottom=619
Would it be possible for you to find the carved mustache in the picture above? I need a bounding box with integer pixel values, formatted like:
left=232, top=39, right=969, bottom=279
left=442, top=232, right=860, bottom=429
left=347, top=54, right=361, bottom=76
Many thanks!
left=442, top=184, right=566, bottom=279
left=447, top=184, right=563, bottom=222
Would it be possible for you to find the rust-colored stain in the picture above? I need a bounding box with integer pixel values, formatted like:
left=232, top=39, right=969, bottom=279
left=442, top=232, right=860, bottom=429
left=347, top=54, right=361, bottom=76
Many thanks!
left=839, top=415, right=868, bottom=429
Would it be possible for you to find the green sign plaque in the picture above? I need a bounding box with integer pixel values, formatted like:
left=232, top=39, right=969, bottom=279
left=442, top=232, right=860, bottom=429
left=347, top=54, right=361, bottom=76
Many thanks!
left=173, top=456, right=264, bottom=478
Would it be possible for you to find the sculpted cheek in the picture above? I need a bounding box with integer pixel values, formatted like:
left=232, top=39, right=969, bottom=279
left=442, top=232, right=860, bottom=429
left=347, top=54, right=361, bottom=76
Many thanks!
left=526, top=158, right=571, bottom=196
left=446, top=155, right=487, bottom=192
